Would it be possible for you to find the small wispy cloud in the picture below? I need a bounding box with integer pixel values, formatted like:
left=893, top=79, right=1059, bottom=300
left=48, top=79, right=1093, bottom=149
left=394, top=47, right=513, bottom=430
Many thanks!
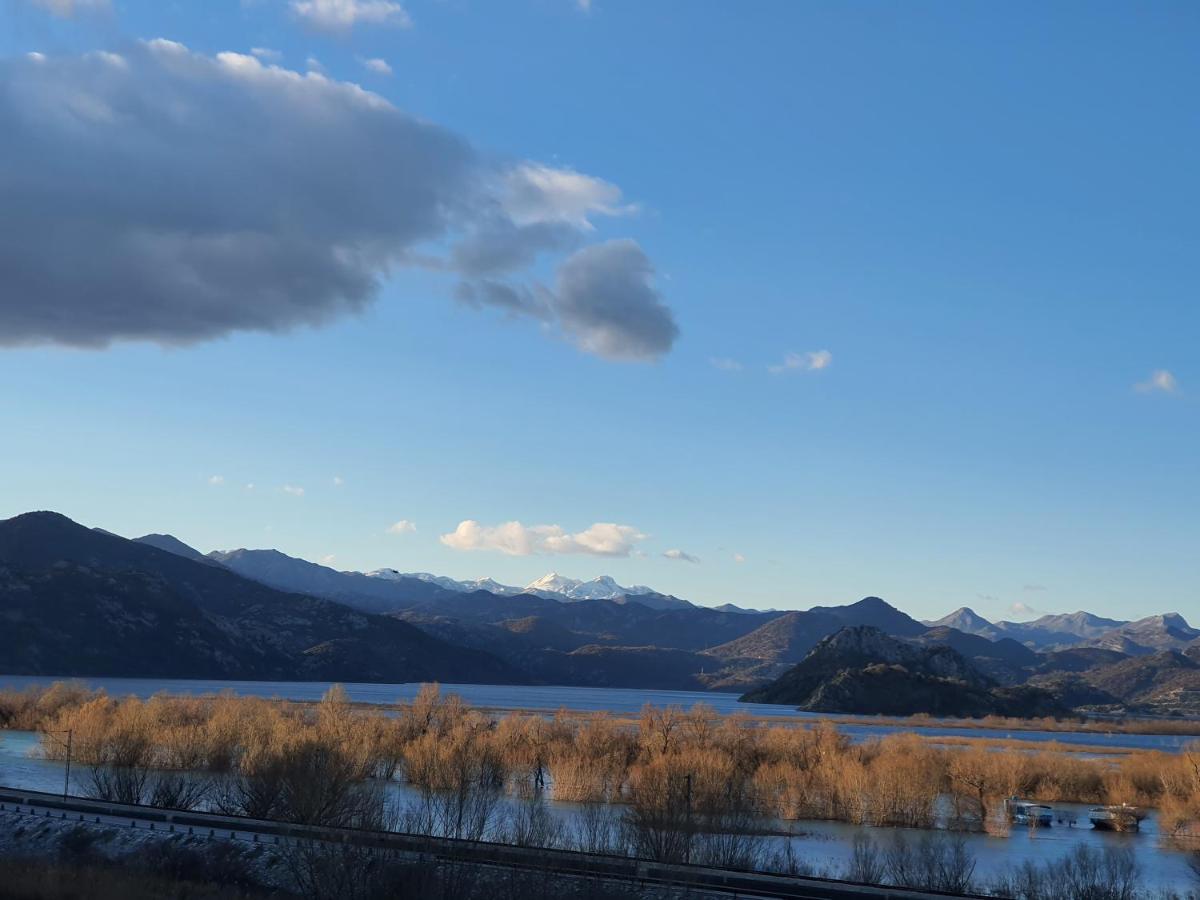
left=662, top=548, right=700, bottom=563
left=387, top=520, right=417, bottom=535
left=1007, top=601, right=1042, bottom=620
left=244, top=483, right=256, bottom=491
left=709, top=357, right=742, bottom=372
left=319, top=554, right=336, bottom=566
left=733, top=553, right=746, bottom=564
left=441, top=520, right=646, bottom=557
left=769, top=349, right=832, bottom=375
left=291, top=0, right=412, bottom=33
left=208, top=475, right=225, bottom=486
left=305, top=56, right=325, bottom=73
left=1022, top=584, right=1047, bottom=593
left=360, top=57, right=392, bottom=76
left=332, top=475, right=345, bottom=487
left=575, top=0, right=592, bottom=12
left=976, top=593, right=1000, bottom=604
left=282, top=484, right=305, bottom=497
left=1135, top=369, right=1180, bottom=394
left=250, top=47, right=282, bottom=62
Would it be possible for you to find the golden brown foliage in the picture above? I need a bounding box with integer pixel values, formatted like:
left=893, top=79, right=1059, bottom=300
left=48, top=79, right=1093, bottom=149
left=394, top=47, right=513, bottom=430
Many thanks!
left=8, top=681, right=1200, bottom=838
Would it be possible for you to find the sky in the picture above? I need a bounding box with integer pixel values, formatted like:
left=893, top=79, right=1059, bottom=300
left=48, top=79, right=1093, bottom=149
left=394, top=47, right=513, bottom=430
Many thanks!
left=0, top=0, right=1196, bottom=623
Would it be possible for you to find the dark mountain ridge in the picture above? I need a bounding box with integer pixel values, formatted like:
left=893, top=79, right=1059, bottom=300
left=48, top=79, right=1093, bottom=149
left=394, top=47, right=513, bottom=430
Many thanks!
left=741, top=626, right=1065, bottom=717
left=5, top=511, right=1196, bottom=713
left=0, top=512, right=522, bottom=684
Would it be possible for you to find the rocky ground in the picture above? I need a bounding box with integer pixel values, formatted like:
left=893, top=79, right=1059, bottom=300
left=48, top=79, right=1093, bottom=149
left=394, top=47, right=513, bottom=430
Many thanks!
left=0, top=808, right=724, bottom=900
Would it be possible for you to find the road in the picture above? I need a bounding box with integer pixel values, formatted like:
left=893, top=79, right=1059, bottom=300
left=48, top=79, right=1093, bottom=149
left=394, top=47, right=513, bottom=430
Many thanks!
left=0, top=785, right=986, bottom=899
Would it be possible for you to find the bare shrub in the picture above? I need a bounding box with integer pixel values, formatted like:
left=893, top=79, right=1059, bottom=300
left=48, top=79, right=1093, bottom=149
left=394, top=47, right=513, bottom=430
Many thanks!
left=147, top=772, right=210, bottom=810
left=571, top=802, right=623, bottom=855
left=989, top=845, right=1139, bottom=900
left=621, top=758, right=696, bottom=863
left=549, top=714, right=632, bottom=803
left=844, top=832, right=885, bottom=884
left=217, top=737, right=388, bottom=828
left=496, top=793, right=567, bottom=848
left=883, top=832, right=975, bottom=894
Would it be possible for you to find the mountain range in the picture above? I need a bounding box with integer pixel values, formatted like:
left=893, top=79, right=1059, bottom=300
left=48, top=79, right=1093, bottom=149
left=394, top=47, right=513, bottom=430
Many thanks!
left=3, top=510, right=1199, bottom=718
left=926, top=606, right=1200, bottom=656
left=365, top=568, right=691, bottom=610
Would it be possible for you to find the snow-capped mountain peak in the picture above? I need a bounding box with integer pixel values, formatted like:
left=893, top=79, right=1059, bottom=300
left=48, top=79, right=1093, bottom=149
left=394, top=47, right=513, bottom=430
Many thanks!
left=522, top=573, right=656, bottom=601
left=363, top=568, right=690, bottom=609
left=365, top=570, right=524, bottom=595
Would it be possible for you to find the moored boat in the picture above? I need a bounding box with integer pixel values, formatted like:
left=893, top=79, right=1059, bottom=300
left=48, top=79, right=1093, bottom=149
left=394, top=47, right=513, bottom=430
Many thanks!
left=1004, top=797, right=1054, bottom=827
left=1088, top=804, right=1147, bottom=831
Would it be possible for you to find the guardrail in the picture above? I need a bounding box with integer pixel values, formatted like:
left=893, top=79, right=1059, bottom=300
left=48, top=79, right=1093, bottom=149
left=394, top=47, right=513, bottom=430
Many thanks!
left=0, top=785, right=988, bottom=900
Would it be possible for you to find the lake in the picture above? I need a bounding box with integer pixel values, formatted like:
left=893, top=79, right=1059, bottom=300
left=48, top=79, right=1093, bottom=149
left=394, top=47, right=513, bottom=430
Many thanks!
left=1, top=674, right=1195, bottom=753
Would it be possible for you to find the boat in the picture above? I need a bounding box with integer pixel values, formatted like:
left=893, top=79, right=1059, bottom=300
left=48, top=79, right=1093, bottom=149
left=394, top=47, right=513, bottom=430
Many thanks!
left=1088, top=804, right=1147, bottom=831
left=1004, top=797, right=1054, bottom=827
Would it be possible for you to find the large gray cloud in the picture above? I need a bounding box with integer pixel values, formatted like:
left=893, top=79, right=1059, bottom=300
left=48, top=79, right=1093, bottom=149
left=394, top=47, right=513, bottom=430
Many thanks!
left=454, top=240, right=676, bottom=361
left=553, top=240, right=677, bottom=361
left=0, top=42, right=678, bottom=360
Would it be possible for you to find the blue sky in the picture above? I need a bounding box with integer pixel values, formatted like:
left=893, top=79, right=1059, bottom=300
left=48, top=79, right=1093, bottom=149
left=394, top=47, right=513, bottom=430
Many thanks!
left=0, top=0, right=1196, bottom=622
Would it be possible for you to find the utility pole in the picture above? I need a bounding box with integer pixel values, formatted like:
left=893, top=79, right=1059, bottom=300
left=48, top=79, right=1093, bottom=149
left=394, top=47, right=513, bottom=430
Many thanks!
left=46, top=730, right=73, bottom=800
left=63, top=729, right=72, bottom=801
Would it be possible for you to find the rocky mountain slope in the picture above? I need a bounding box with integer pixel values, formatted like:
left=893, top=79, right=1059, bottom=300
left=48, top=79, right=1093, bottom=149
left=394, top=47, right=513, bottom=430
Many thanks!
left=741, top=626, right=1065, bottom=717
left=0, top=512, right=522, bottom=684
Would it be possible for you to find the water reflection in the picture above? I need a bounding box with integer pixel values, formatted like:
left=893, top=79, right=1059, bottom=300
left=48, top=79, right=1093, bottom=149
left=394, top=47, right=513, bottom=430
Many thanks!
left=2, top=727, right=1195, bottom=893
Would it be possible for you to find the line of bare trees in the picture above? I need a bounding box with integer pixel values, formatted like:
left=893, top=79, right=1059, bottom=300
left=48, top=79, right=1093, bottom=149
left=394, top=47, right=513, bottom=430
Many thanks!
left=8, top=682, right=1200, bottom=845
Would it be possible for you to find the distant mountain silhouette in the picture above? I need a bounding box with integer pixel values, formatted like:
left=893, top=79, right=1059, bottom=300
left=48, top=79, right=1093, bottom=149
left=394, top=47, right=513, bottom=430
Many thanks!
left=209, top=547, right=450, bottom=613
left=0, top=512, right=521, bottom=684
left=133, top=533, right=216, bottom=564
left=6, top=510, right=1199, bottom=715
left=925, top=607, right=1002, bottom=639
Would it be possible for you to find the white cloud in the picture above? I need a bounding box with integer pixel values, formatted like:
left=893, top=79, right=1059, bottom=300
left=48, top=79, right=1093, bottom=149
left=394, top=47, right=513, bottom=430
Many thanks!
left=387, top=519, right=417, bottom=535
left=1007, top=601, right=1042, bottom=620
left=576, top=0, right=592, bottom=12
left=208, top=475, right=225, bottom=486
left=1022, top=583, right=1047, bottom=593
left=245, top=483, right=256, bottom=491
left=662, top=548, right=700, bottom=563
left=332, top=475, right=345, bottom=487
left=360, top=57, right=392, bottom=76
left=0, top=42, right=676, bottom=363
left=769, top=350, right=832, bottom=374
left=250, top=47, right=282, bottom=62
left=709, top=357, right=742, bottom=372
left=26, top=0, right=110, bottom=18
left=502, top=163, right=635, bottom=230
left=733, top=553, right=746, bottom=564
left=305, top=56, right=325, bottom=73
left=319, top=553, right=336, bottom=566
left=282, top=484, right=305, bottom=497
left=440, top=520, right=646, bottom=557
left=1135, top=369, right=1180, bottom=394
left=291, top=0, right=411, bottom=33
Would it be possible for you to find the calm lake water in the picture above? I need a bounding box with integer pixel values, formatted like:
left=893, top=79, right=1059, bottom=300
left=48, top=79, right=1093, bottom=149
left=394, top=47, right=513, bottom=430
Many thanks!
left=1, top=674, right=1195, bottom=753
